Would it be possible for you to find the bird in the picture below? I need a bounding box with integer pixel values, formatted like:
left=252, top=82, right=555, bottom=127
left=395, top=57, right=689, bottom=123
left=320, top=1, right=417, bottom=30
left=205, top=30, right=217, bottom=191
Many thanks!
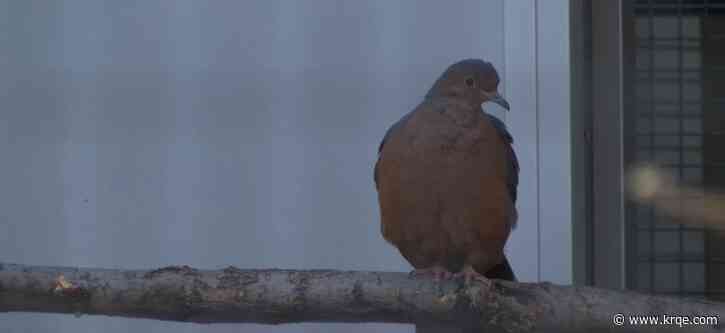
left=374, top=59, right=519, bottom=284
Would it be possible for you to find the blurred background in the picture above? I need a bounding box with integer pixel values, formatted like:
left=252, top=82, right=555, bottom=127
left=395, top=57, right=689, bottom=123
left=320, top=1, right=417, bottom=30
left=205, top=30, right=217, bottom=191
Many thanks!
left=622, top=0, right=725, bottom=300
left=581, top=0, right=725, bottom=302
left=7, top=0, right=724, bottom=332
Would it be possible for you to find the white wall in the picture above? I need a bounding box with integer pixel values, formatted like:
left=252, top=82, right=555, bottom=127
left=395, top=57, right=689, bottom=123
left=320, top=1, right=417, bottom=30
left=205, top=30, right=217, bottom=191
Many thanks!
left=504, top=0, right=572, bottom=284
left=0, top=1, right=571, bottom=332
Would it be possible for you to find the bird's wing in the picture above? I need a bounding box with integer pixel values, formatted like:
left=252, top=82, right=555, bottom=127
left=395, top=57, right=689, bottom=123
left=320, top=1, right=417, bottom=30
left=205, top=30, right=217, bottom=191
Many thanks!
left=485, top=113, right=519, bottom=204
left=374, top=111, right=414, bottom=188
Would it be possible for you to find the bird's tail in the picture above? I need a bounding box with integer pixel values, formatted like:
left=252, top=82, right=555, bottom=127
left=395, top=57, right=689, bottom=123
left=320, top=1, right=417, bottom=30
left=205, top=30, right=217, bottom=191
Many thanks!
left=484, top=256, right=516, bottom=281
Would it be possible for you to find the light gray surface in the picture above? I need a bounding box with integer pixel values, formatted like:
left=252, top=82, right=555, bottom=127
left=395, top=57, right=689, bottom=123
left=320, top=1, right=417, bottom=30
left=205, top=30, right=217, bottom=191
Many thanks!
left=0, top=1, right=544, bottom=332
left=536, top=0, right=572, bottom=284
left=501, top=0, right=573, bottom=284
left=502, top=0, right=540, bottom=282
left=0, top=0, right=576, bottom=331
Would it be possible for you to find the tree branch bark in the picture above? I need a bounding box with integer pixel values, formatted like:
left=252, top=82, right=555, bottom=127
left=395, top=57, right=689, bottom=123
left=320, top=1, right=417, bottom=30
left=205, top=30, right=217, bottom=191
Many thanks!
left=0, top=262, right=722, bottom=332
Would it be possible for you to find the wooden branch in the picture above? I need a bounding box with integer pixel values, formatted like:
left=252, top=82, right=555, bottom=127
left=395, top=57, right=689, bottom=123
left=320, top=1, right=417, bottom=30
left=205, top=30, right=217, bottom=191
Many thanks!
left=0, top=263, right=722, bottom=332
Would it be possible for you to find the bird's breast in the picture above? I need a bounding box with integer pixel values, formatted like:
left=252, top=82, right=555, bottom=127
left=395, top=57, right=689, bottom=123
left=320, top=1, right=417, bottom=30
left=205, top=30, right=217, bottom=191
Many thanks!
left=411, top=110, right=496, bottom=157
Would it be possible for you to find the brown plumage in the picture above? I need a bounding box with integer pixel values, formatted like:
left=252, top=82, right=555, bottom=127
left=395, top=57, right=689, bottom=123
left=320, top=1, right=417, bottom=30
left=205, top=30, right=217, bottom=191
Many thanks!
left=375, top=59, right=518, bottom=282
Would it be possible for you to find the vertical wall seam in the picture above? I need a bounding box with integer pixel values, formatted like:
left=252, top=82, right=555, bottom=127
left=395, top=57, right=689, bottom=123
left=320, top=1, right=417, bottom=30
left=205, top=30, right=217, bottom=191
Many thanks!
left=534, top=0, right=542, bottom=282
left=618, top=0, right=627, bottom=288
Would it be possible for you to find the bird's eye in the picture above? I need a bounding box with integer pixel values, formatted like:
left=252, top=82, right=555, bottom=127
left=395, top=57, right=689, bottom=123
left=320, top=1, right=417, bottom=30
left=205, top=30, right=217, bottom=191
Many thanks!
left=464, top=77, right=475, bottom=87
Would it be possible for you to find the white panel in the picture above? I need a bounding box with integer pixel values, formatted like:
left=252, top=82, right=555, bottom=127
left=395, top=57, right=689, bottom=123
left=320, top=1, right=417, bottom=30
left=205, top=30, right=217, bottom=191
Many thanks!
left=2, top=1, right=511, bottom=332
left=537, top=0, right=573, bottom=284
left=504, top=0, right=540, bottom=282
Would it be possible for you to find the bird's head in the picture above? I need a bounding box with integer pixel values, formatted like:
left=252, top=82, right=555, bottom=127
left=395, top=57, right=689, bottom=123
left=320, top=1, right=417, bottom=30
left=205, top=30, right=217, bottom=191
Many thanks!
left=425, top=59, right=510, bottom=111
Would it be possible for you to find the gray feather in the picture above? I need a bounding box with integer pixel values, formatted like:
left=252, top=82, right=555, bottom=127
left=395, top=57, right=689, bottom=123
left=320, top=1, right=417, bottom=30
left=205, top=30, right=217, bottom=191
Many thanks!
left=485, top=113, right=519, bottom=204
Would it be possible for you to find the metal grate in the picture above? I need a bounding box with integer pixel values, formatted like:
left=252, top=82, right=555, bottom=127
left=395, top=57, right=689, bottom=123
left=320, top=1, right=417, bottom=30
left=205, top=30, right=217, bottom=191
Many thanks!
left=629, top=0, right=725, bottom=300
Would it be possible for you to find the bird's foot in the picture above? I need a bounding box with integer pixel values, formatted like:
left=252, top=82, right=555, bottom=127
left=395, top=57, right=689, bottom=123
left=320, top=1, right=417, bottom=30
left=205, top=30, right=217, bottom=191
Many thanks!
left=454, top=265, right=491, bottom=287
left=409, top=265, right=454, bottom=282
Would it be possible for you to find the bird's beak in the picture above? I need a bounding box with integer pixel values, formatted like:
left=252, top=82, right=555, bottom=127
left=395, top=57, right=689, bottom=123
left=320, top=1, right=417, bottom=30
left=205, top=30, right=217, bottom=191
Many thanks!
left=486, top=91, right=510, bottom=111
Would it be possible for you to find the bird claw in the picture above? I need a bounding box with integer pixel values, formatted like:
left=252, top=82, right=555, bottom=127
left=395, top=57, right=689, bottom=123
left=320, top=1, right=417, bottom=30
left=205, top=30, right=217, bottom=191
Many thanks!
left=409, top=266, right=454, bottom=282
left=454, top=266, right=491, bottom=287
